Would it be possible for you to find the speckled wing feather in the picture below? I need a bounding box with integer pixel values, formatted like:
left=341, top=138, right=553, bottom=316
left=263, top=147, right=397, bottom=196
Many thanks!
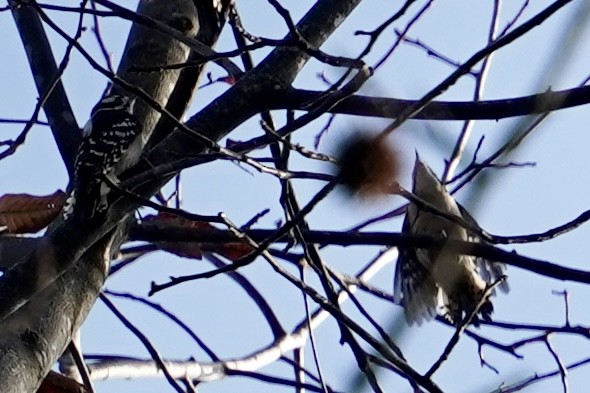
left=394, top=210, right=439, bottom=325
left=457, top=203, right=509, bottom=294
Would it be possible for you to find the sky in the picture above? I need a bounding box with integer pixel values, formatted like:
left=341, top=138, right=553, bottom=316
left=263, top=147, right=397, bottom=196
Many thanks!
left=2, top=1, right=590, bottom=392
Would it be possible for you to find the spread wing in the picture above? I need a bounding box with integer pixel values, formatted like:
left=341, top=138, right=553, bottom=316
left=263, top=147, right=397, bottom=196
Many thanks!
left=457, top=203, right=509, bottom=294
left=394, top=210, right=440, bottom=325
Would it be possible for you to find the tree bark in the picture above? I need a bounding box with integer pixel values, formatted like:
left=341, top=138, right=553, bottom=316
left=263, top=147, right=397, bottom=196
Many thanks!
left=0, top=1, right=202, bottom=391
left=0, top=0, right=363, bottom=390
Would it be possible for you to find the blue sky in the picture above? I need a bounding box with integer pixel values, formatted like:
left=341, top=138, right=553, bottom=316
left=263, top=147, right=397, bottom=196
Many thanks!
left=2, top=1, right=590, bottom=392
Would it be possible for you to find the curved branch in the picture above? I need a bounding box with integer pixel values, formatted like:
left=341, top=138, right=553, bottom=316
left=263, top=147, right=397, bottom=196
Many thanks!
left=271, top=85, right=590, bottom=120
left=88, top=251, right=396, bottom=388
left=378, top=0, right=574, bottom=134
left=130, top=225, right=590, bottom=286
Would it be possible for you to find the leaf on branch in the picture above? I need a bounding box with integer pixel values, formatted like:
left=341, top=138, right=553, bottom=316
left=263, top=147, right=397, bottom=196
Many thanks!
left=219, top=75, right=237, bottom=85
left=158, top=240, right=204, bottom=260
left=0, top=190, right=66, bottom=234
left=202, top=72, right=237, bottom=88
left=37, top=370, right=88, bottom=393
left=143, top=213, right=253, bottom=261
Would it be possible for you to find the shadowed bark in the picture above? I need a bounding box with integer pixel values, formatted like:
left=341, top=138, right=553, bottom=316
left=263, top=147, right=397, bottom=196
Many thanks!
left=0, top=1, right=210, bottom=390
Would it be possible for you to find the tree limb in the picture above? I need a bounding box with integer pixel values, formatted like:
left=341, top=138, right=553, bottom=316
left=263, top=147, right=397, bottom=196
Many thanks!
left=0, top=1, right=209, bottom=391
left=10, top=0, right=80, bottom=174
left=271, top=85, right=590, bottom=121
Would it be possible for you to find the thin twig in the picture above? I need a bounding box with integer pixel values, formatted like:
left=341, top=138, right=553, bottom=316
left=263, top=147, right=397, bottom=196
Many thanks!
left=68, top=341, right=96, bottom=393
left=426, top=277, right=506, bottom=378
left=104, top=290, right=219, bottom=361
left=545, top=335, right=568, bottom=393
left=99, top=294, right=185, bottom=393
left=377, top=0, right=574, bottom=137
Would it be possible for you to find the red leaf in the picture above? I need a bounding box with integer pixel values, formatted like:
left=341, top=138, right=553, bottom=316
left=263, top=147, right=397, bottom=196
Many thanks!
left=142, top=213, right=253, bottom=261
left=218, top=75, right=236, bottom=85
left=158, top=241, right=204, bottom=260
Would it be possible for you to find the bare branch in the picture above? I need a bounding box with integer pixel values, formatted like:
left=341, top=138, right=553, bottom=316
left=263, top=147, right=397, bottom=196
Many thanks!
left=268, top=84, right=590, bottom=121
left=10, top=0, right=80, bottom=174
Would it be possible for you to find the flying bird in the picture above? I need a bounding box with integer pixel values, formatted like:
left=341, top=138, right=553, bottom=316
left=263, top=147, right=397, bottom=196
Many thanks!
left=394, top=154, right=508, bottom=325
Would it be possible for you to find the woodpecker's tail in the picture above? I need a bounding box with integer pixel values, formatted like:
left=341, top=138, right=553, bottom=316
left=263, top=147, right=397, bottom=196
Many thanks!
left=62, top=182, right=103, bottom=222
left=443, top=288, right=494, bottom=326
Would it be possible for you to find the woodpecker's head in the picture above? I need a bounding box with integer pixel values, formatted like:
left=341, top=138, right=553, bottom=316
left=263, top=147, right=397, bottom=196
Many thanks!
left=412, top=152, right=444, bottom=198
left=91, top=95, right=136, bottom=115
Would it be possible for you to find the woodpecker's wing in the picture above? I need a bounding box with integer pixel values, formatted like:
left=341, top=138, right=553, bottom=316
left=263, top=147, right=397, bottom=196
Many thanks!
left=64, top=94, right=141, bottom=222
left=394, top=209, right=440, bottom=325
left=457, top=202, right=509, bottom=294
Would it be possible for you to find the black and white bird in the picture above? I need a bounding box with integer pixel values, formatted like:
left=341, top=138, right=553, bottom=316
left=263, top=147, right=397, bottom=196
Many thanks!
left=393, top=154, right=508, bottom=325
left=63, top=94, right=142, bottom=221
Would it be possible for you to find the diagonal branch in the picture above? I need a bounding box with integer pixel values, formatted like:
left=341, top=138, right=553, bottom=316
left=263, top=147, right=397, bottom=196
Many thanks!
left=10, top=0, right=80, bottom=174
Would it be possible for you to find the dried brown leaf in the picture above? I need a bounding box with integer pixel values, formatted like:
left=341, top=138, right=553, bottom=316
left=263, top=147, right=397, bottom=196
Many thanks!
left=37, top=370, right=88, bottom=393
left=0, top=190, right=66, bottom=233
